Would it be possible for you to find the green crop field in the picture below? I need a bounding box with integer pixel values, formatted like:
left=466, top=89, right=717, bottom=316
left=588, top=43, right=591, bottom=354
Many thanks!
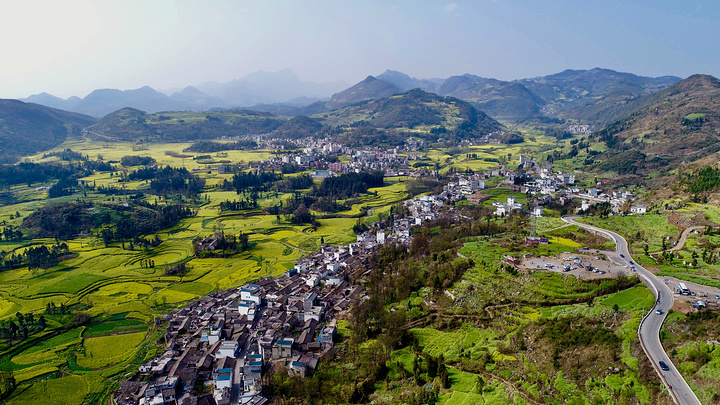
left=76, top=331, right=146, bottom=369
left=600, top=285, right=654, bottom=312
left=412, top=325, right=503, bottom=362
left=7, top=375, right=89, bottom=405
left=83, top=318, right=146, bottom=338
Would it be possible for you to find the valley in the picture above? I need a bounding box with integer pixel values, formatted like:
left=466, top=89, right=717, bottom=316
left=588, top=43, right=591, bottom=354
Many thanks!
left=0, top=70, right=719, bottom=405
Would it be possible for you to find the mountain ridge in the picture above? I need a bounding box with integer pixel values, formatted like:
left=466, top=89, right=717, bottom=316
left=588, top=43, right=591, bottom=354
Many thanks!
left=20, top=68, right=682, bottom=124
left=588, top=73, right=720, bottom=183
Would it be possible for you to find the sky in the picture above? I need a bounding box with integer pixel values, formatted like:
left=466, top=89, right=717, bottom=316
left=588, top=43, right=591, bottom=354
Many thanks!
left=1, top=0, right=718, bottom=99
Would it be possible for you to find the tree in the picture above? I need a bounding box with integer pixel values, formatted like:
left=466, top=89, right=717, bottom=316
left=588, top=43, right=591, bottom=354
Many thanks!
left=475, top=375, right=485, bottom=394
left=101, top=228, right=114, bottom=247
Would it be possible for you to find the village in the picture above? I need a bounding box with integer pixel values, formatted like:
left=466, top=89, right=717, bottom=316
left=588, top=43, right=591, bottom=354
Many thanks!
left=112, top=186, right=460, bottom=405
left=112, top=145, right=658, bottom=405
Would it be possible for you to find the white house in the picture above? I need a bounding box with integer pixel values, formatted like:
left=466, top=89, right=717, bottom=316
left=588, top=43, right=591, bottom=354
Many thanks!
left=240, top=285, right=261, bottom=305
left=217, top=341, right=239, bottom=358
left=376, top=230, right=386, bottom=244
left=532, top=206, right=544, bottom=217
left=630, top=205, right=647, bottom=215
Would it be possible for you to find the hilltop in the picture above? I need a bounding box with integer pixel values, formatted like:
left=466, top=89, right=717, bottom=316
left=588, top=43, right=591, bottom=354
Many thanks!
left=523, top=68, right=681, bottom=125
left=0, top=100, right=97, bottom=163
left=437, top=74, right=545, bottom=120
left=325, top=75, right=401, bottom=110
left=320, top=68, right=680, bottom=123
left=588, top=74, right=720, bottom=183
left=316, top=88, right=504, bottom=144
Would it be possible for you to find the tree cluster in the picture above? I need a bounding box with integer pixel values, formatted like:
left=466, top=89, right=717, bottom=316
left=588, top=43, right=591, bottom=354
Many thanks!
left=0, top=311, right=46, bottom=343
left=148, top=166, right=205, bottom=196
left=183, top=140, right=258, bottom=153
left=311, top=171, right=384, bottom=200
left=228, top=170, right=282, bottom=193
left=42, top=148, right=86, bottom=161
left=0, top=243, right=70, bottom=270
left=685, top=165, right=720, bottom=194
left=219, top=198, right=258, bottom=211
left=0, top=225, right=23, bottom=241
left=193, top=232, right=250, bottom=258
left=120, top=155, right=157, bottom=167
left=22, top=201, right=193, bottom=243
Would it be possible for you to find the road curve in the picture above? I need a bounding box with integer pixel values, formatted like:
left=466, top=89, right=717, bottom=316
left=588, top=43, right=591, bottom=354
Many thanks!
left=562, top=216, right=701, bottom=405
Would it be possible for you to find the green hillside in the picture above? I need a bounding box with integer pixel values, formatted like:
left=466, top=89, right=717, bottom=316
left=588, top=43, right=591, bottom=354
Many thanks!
left=87, top=108, right=287, bottom=142
left=316, top=88, right=504, bottom=141
left=587, top=74, right=720, bottom=183
left=0, top=100, right=97, bottom=163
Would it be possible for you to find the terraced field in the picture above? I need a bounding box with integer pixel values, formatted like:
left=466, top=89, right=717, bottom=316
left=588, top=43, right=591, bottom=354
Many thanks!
left=7, top=375, right=89, bottom=405
left=77, top=331, right=147, bottom=369
left=0, top=139, right=419, bottom=403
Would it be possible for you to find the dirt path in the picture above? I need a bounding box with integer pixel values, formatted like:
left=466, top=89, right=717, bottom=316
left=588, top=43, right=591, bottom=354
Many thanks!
left=542, top=223, right=572, bottom=233
left=651, top=226, right=703, bottom=254
left=278, top=240, right=313, bottom=254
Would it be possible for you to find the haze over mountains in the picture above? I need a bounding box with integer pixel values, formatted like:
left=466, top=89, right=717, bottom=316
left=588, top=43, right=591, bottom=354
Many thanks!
left=21, top=68, right=681, bottom=124
left=22, top=69, right=348, bottom=118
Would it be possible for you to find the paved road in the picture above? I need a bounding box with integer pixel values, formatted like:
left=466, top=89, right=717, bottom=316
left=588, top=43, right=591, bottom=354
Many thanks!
left=562, top=216, right=701, bottom=405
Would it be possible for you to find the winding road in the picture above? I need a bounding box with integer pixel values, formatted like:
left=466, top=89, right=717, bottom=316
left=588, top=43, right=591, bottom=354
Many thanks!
left=562, top=216, right=701, bottom=405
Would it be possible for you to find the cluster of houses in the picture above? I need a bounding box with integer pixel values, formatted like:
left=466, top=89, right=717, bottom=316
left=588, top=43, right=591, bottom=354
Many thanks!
left=250, top=141, right=431, bottom=179
left=113, top=246, right=367, bottom=405
left=113, top=184, right=467, bottom=405
left=566, top=124, right=591, bottom=136
left=496, top=157, right=648, bottom=216
left=444, top=175, right=485, bottom=195
left=575, top=188, right=646, bottom=215
left=248, top=134, right=427, bottom=171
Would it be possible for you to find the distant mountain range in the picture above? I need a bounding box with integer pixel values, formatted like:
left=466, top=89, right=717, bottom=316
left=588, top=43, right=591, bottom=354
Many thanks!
left=22, top=69, right=348, bottom=118
left=20, top=68, right=681, bottom=125
left=321, top=68, right=681, bottom=124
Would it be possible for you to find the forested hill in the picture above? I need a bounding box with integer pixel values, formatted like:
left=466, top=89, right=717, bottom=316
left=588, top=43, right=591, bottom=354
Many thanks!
left=316, top=89, right=504, bottom=142
left=0, top=100, right=97, bottom=163
left=87, top=108, right=288, bottom=142
left=83, top=90, right=504, bottom=146
left=587, top=74, right=720, bottom=182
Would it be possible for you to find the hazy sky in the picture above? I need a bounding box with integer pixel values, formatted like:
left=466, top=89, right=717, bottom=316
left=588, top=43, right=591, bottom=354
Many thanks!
left=2, top=0, right=718, bottom=99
